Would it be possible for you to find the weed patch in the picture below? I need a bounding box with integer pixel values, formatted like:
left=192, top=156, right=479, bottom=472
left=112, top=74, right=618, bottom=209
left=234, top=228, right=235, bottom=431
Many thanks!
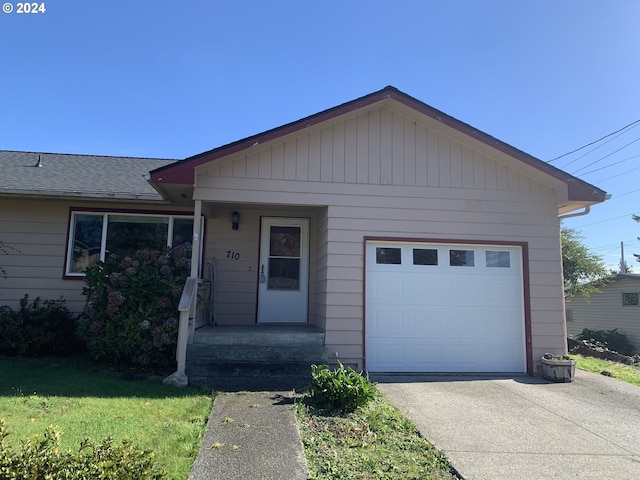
left=296, top=395, right=460, bottom=479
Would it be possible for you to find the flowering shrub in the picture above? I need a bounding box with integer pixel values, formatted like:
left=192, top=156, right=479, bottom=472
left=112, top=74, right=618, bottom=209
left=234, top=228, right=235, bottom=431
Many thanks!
left=78, top=244, right=191, bottom=370
left=0, top=294, right=79, bottom=356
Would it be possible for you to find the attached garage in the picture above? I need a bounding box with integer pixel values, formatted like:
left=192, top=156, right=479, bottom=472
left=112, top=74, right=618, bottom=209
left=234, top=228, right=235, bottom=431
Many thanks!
left=365, top=240, right=528, bottom=373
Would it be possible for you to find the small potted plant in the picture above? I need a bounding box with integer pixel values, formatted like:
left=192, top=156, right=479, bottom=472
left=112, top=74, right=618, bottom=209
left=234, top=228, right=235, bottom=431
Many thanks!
left=541, top=353, right=576, bottom=382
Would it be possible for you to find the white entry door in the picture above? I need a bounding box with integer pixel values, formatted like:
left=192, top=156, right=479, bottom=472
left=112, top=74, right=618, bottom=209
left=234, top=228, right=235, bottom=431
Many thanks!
left=257, top=217, right=309, bottom=324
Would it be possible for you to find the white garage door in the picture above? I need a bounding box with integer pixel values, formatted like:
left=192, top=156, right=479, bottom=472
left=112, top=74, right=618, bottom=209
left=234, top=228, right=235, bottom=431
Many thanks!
left=365, top=241, right=526, bottom=373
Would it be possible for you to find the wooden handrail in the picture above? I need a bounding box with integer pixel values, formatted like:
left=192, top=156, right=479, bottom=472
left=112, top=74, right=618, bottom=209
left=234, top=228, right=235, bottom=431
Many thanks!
left=176, top=277, right=198, bottom=376
left=179, top=277, right=198, bottom=312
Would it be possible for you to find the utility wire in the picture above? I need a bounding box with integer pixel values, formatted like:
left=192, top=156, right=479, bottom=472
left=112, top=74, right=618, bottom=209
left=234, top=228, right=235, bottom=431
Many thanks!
left=571, top=136, right=640, bottom=175
left=613, top=188, right=640, bottom=200
left=588, top=164, right=640, bottom=184
left=576, top=211, right=640, bottom=228
left=557, top=123, right=640, bottom=170
left=547, top=119, right=640, bottom=163
left=576, top=153, right=640, bottom=177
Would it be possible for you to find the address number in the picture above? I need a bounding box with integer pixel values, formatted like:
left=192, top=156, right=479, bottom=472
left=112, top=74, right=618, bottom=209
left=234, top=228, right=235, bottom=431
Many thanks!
left=226, top=250, right=240, bottom=261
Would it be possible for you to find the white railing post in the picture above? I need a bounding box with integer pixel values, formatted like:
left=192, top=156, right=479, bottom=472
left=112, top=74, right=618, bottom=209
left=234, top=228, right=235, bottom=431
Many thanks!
left=163, top=276, right=197, bottom=387
left=163, top=198, right=203, bottom=387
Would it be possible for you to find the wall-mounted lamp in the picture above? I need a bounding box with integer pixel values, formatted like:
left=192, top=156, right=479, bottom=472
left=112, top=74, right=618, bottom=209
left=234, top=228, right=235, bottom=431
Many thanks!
left=231, top=211, right=240, bottom=230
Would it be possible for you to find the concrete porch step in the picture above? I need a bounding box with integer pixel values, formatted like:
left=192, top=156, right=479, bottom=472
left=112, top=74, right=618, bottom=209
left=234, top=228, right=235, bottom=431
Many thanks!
left=187, top=343, right=328, bottom=363
left=186, top=325, right=327, bottom=391
left=192, top=325, right=325, bottom=347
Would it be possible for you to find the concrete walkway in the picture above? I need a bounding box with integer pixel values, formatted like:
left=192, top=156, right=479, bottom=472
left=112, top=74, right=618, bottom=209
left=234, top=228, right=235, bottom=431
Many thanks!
left=374, top=370, right=640, bottom=480
left=188, top=392, right=308, bottom=480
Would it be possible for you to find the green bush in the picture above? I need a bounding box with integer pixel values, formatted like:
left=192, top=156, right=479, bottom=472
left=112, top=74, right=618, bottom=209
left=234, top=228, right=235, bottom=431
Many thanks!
left=309, top=363, right=377, bottom=413
left=0, top=294, right=79, bottom=356
left=77, top=244, right=191, bottom=370
left=0, top=419, right=166, bottom=479
left=577, top=328, right=636, bottom=356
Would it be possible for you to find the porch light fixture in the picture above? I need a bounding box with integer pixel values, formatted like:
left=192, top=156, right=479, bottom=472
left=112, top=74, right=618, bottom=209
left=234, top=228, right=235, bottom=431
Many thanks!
left=232, top=211, right=240, bottom=230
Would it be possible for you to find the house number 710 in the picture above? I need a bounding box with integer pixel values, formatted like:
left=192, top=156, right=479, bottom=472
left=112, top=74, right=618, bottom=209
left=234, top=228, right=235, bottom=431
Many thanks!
left=226, top=250, right=240, bottom=261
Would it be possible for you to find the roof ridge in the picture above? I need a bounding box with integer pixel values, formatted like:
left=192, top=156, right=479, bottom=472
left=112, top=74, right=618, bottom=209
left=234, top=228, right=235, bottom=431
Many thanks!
left=0, top=149, right=178, bottom=162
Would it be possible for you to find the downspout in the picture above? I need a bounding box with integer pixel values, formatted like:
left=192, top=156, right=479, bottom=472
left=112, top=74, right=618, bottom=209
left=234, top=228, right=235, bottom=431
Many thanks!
left=558, top=205, right=590, bottom=220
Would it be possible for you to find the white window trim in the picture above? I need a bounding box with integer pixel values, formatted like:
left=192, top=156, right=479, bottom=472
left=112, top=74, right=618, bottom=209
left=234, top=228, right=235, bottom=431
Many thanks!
left=66, top=211, right=202, bottom=277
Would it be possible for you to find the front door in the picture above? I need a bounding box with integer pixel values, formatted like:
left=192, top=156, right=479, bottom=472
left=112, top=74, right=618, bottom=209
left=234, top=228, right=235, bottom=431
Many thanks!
left=257, top=217, right=309, bottom=323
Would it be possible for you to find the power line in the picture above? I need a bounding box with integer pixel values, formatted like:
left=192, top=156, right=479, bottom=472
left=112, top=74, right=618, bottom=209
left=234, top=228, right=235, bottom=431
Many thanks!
left=547, top=119, right=640, bottom=163
left=556, top=123, right=640, bottom=170
left=571, top=136, right=640, bottom=175
left=574, top=211, right=640, bottom=228
left=588, top=164, right=640, bottom=184
left=576, top=153, right=640, bottom=177
left=612, top=188, right=640, bottom=200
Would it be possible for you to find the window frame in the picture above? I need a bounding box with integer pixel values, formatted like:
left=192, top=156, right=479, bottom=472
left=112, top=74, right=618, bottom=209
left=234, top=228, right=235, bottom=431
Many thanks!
left=622, top=292, right=639, bottom=306
left=64, top=208, right=201, bottom=278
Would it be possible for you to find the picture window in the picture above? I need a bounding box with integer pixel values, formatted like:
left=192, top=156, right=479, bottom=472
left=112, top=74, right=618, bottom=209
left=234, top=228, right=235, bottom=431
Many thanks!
left=67, top=211, right=194, bottom=276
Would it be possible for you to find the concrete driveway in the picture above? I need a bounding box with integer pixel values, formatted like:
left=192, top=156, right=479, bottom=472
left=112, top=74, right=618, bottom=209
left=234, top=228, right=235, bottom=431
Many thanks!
left=374, top=370, right=640, bottom=480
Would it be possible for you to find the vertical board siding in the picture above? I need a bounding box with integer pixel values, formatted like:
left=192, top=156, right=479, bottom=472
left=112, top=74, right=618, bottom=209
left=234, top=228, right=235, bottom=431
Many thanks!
left=216, top=105, right=548, bottom=195
left=368, top=109, right=381, bottom=185
left=391, top=111, right=404, bottom=185
left=344, top=116, right=358, bottom=183
left=308, top=130, right=322, bottom=181
left=193, top=104, right=566, bottom=371
left=403, top=119, right=416, bottom=186
left=356, top=114, right=369, bottom=184
left=332, top=123, right=345, bottom=183
left=320, top=127, right=333, bottom=183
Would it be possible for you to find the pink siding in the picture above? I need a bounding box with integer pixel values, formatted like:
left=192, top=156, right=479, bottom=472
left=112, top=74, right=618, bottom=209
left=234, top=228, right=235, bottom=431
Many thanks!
left=194, top=103, right=569, bottom=371
left=0, top=199, right=189, bottom=315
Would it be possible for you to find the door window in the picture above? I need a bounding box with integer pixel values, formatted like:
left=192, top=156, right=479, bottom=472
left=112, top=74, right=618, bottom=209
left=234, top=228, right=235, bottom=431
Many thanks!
left=268, top=226, right=301, bottom=290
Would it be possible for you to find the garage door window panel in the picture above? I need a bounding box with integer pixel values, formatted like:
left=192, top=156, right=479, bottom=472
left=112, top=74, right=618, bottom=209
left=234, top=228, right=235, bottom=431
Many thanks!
left=376, top=247, right=402, bottom=265
left=450, top=249, right=474, bottom=267
left=486, top=250, right=511, bottom=268
left=413, top=248, right=438, bottom=266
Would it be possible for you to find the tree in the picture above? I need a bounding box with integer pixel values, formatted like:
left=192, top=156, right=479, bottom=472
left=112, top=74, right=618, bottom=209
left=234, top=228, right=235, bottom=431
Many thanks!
left=561, top=227, right=613, bottom=298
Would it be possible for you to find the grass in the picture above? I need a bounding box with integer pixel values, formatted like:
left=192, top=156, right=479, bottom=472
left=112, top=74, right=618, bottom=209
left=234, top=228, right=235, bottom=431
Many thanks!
left=295, top=394, right=460, bottom=480
left=570, top=354, right=640, bottom=386
left=0, top=356, right=213, bottom=479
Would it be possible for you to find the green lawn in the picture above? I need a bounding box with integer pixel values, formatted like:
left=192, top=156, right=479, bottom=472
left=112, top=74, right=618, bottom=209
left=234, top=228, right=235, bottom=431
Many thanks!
left=0, top=357, right=213, bottom=480
left=570, top=354, right=640, bottom=386
left=295, top=395, right=460, bottom=480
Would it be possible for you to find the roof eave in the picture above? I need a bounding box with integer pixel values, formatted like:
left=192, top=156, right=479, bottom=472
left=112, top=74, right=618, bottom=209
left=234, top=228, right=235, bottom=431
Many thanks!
left=148, top=86, right=607, bottom=206
left=0, top=188, right=169, bottom=203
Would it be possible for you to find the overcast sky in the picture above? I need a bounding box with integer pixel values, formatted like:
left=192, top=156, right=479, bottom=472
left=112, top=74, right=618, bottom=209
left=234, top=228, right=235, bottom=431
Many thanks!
left=1, top=0, right=639, bottom=267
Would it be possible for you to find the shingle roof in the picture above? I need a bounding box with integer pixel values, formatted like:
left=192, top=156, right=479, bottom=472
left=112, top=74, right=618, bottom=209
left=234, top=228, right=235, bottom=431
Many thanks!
left=0, top=150, right=177, bottom=201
